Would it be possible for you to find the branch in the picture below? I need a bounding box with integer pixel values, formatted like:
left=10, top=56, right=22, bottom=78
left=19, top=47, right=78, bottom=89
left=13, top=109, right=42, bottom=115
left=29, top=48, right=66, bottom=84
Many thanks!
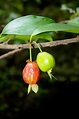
left=0, top=48, right=23, bottom=60
left=38, top=36, right=79, bottom=47
left=0, top=36, right=79, bottom=59
left=0, top=36, right=79, bottom=49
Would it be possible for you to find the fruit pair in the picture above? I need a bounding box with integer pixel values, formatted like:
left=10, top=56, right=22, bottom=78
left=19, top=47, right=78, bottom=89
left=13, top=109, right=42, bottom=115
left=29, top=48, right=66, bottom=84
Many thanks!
left=22, top=52, right=55, bottom=94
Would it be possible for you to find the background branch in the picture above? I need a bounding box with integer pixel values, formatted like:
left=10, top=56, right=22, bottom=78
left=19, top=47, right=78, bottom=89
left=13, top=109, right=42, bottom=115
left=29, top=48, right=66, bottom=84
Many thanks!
left=0, top=48, right=23, bottom=60
left=0, top=36, right=79, bottom=59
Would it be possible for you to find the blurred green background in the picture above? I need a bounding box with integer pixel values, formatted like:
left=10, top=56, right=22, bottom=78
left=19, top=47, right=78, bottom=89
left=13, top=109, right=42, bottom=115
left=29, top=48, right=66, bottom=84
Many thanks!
left=0, top=0, right=79, bottom=118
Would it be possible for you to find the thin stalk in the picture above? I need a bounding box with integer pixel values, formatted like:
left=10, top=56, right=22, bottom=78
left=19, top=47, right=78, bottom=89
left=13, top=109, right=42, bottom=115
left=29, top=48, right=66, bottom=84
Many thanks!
left=29, top=42, right=32, bottom=62
left=33, top=41, right=42, bottom=52
left=29, top=35, right=33, bottom=62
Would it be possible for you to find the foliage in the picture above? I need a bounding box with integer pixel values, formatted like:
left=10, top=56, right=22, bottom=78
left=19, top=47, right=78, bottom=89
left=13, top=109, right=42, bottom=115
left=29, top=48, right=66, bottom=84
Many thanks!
left=0, top=15, right=79, bottom=44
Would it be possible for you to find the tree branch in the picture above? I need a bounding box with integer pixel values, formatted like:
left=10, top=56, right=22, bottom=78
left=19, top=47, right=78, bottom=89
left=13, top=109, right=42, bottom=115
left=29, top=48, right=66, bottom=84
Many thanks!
left=0, top=48, right=23, bottom=60
left=0, top=36, right=79, bottom=50
left=0, top=36, right=79, bottom=59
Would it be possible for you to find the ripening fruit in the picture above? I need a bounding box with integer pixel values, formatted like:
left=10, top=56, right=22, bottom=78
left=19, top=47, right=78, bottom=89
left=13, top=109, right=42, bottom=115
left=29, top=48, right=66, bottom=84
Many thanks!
left=36, top=52, right=55, bottom=72
left=22, top=61, right=40, bottom=85
left=22, top=61, right=40, bottom=94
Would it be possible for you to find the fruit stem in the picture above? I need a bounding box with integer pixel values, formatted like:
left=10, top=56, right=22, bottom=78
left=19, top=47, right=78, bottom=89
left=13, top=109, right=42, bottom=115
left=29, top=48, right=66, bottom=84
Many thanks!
left=33, top=41, right=42, bottom=52
left=29, top=42, right=32, bottom=62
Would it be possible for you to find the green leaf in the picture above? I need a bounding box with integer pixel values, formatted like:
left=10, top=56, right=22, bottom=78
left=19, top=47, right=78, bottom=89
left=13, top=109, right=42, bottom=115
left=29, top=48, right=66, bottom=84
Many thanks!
left=33, top=33, right=53, bottom=41
left=0, top=34, right=12, bottom=43
left=32, top=23, right=79, bottom=36
left=1, top=15, right=55, bottom=36
left=1, top=15, right=79, bottom=43
left=14, top=33, right=53, bottom=42
left=68, top=17, right=79, bottom=26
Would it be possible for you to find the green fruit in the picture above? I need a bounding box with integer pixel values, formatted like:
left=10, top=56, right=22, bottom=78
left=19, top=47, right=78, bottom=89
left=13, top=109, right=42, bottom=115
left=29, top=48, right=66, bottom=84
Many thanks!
left=36, top=52, right=55, bottom=72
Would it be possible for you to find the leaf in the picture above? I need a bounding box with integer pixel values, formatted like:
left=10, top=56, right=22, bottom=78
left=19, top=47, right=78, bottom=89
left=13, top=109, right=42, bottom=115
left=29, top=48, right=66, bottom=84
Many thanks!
left=1, top=15, right=79, bottom=43
left=33, top=33, right=53, bottom=41
left=68, top=17, right=79, bottom=26
left=32, top=23, right=79, bottom=36
left=1, top=15, right=55, bottom=36
left=14, top=33, right=53, bottom=42
left=0, top=34, right=12, bottom=43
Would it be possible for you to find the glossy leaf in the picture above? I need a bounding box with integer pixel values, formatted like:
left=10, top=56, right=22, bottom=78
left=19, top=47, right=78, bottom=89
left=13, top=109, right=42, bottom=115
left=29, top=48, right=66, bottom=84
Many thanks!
left=1, top=15, right=55, bottom=36
left=32, top=23, right=79, bottom=36
left=1, top=15, right=79, bottom=43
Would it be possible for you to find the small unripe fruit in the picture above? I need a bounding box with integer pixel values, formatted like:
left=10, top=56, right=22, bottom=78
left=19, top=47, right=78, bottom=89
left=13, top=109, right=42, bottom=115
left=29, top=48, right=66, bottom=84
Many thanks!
left=36, top=52, right=55, bottom=72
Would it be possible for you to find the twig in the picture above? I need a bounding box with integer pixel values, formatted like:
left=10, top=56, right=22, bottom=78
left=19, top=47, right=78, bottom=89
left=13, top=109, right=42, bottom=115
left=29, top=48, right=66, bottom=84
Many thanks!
left=0, top=36, right=79, bottom=50
left=0, top=36, right=79, bottom=59
left=0, top=48, right=22, bottom=60
left=39, top=36, right=79, bottom=47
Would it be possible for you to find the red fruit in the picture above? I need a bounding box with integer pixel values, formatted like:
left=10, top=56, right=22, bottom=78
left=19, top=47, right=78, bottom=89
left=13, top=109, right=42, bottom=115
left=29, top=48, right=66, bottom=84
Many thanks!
left=22, top=61, right=40, bottom=85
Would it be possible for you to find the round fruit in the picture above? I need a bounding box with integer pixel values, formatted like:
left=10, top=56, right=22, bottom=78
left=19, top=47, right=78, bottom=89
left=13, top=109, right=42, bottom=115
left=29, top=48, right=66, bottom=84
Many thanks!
left=22, top=61, right=40, bottom=85
left=36, top=52, right=55, bottom=72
